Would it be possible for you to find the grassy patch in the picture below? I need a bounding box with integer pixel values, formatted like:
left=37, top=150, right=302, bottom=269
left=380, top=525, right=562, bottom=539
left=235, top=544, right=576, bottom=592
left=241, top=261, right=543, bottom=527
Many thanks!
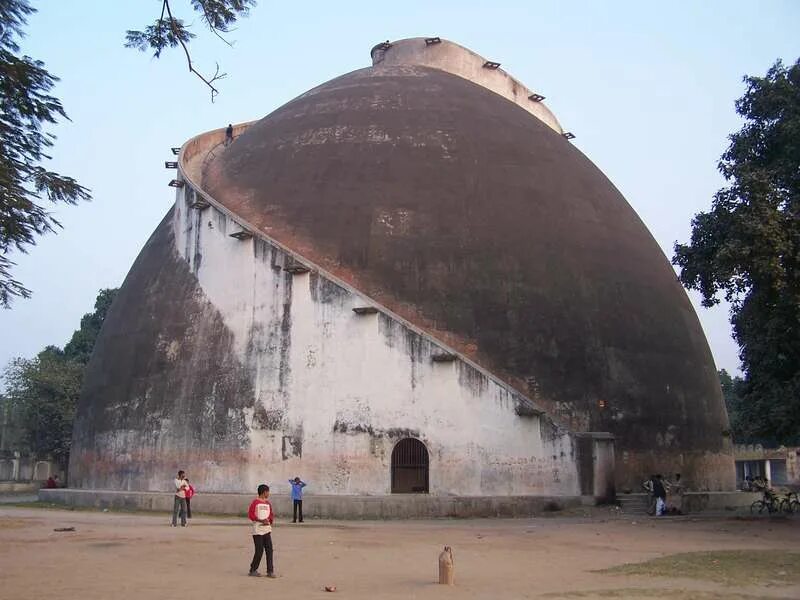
left=543, top=588, right=797, bottom=599
left=598, top=550, right=799, bottom=586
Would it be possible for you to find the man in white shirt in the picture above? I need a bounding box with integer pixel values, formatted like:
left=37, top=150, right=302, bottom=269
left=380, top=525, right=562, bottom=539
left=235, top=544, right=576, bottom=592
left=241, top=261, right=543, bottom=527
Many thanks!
left=171, top=470, right=189, bottom=527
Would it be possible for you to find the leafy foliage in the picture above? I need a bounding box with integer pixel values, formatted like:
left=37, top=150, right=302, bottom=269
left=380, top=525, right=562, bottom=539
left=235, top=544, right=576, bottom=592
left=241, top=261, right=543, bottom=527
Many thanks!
left=0, top=0, right=91, bottom=308
left=124, top=18, right=195, bottom=56
left=0, top=288, right=118, bottom=460
left=674, top=59, right=800, bottom=445
left=718, top=369, right=746, bottom=442
left=125, top=0, right=257, bottom=100
left=3, top=347, right=82, bottom=460
left=1, top=1, right=257, bottom=307
left=192, top=0, right=255, bottom=31
left=62, top=288, right=119, bottom=364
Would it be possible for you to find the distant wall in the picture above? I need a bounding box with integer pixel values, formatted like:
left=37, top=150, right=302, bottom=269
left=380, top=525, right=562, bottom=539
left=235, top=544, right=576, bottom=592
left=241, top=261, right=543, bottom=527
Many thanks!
left=680, top=491, right=760, bottom=514
left=0, top=481, right=40, bottom=493
left=0, top=453, right=61, bottom=482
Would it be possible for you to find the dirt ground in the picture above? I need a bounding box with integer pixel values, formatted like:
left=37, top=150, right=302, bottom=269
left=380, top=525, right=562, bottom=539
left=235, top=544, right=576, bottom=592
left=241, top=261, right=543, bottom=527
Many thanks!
left=0, top=506, right=797, bottom=599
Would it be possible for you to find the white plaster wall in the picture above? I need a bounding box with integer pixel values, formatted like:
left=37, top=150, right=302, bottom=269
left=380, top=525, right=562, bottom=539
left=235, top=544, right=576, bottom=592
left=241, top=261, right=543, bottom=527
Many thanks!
left=373, top=38, right=563, bottom=134
left=172, top=183, right=579, bottom=497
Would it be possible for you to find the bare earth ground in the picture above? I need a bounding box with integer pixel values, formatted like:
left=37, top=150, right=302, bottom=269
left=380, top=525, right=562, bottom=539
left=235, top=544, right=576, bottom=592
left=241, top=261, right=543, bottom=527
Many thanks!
left=0, top=506, right=798, bottom=599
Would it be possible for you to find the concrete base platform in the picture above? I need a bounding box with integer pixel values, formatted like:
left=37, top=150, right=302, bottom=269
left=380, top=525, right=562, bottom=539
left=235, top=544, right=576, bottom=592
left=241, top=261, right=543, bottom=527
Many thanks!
left=38, top=489, right=585, bottom=519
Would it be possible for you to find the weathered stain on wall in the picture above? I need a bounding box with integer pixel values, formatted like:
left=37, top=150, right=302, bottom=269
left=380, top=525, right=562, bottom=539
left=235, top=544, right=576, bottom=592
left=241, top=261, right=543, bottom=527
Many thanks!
left=70, top=210, right=255, bottom=492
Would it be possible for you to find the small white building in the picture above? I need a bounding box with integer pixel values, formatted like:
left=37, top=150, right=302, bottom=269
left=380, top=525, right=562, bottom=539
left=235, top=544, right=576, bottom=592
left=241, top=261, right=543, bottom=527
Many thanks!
left=735, top=444, right=800, bottom=488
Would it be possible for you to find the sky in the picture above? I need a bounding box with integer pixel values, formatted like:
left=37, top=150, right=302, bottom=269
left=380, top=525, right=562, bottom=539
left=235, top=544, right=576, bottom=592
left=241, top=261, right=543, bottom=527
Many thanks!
left=1, top=0, right=798, bottom=380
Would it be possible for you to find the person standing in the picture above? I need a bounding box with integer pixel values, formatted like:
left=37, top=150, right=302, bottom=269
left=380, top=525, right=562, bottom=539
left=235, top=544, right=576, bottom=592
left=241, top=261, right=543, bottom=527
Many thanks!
left=642, top=475, right=656, bottom=515
left=671, top=473, right=685, bottom=495
left=185, top=477, right=195, bottom=519
left=248, top=484, right=276, bottom=578
left=172, top=470, right=189, bottom=527
left=225, top=123, right=233, bottom=146
left=651, top=474, right=669, bottom=516
left=289, top=476, right=306, bottom=523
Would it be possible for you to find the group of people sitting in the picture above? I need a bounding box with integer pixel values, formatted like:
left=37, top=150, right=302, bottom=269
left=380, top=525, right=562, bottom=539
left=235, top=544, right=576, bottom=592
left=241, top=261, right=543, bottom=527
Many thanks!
left=742, top=475, right=770, bottom=492
left=742, top=475, right=777, bottom=501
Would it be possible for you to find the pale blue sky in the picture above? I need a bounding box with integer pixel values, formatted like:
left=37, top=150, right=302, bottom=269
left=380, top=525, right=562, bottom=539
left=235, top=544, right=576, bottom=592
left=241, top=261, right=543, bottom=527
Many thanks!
left=1, top=0, right=798, bottom=378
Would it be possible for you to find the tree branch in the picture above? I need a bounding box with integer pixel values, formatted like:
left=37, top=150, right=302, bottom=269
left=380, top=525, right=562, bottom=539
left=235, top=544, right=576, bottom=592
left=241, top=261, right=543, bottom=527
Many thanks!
left=163, top=0, right=226, bottom=101
left=195, top=0, right=235, bottom=47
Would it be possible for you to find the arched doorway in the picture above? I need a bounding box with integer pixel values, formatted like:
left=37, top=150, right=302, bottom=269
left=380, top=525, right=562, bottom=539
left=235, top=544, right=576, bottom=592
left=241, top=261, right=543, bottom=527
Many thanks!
left=391, top=438, right=429, bottom=493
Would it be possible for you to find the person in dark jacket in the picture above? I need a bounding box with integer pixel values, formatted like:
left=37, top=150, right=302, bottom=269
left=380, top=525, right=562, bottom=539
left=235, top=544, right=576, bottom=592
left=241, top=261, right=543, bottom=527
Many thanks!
left=643, top=474, right=670, bottom=516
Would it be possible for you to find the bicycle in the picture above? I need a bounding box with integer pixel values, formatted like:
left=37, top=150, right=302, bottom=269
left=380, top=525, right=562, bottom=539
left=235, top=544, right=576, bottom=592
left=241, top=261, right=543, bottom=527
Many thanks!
left=779, top=492, right=800, bottom=514
left=750, top=494, right=781, bottom=515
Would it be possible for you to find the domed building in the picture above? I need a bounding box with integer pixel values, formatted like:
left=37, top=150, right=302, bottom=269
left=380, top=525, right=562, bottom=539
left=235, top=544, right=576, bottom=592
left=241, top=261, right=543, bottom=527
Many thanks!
left=69, top=39, right=734, bottom=511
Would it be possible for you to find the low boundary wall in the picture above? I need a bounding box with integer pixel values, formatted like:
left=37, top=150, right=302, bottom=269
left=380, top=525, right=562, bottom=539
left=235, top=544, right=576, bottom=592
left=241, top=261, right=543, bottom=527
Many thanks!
left=0, top=481, right=40, bottom=493
left=680, top=491, right=760, bottom=513
left=39, top=489, right=583, bottom=519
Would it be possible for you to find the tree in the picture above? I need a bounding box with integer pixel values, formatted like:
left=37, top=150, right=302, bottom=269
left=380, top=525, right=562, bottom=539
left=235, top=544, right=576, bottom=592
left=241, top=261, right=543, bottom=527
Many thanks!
left=0, top=288, right=118, bottom=461
left=0, top=2, right=257, bottom=309
left=718, top=369, right=747, bottom=442
left=63, top=288, right=118, bottom=363
left=0, top=0, right=91, bottom=308
left=125, top=0, right=257, bottom=101
left=674, top=59, right=800, bottom=445
left=3, top=347, right=82, bottom=461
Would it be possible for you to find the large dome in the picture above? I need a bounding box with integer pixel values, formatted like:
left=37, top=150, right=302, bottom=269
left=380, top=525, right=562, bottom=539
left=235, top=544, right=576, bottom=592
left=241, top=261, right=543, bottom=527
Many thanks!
left=70, top=39, right=733, bottom=500
left=204, top=57, right=731, bottom=485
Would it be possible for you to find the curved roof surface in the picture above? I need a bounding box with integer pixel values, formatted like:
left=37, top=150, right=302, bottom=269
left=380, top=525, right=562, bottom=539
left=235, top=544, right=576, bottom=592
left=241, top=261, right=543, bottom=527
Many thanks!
left=203, top=63, right=728, bottom=455
left=370, top=37, right=563, bottom=132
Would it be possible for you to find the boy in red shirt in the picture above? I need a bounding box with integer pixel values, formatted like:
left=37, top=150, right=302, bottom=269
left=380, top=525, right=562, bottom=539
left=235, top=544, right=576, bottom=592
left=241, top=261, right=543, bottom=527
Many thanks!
left=247, top=484, right=276, bottom=578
